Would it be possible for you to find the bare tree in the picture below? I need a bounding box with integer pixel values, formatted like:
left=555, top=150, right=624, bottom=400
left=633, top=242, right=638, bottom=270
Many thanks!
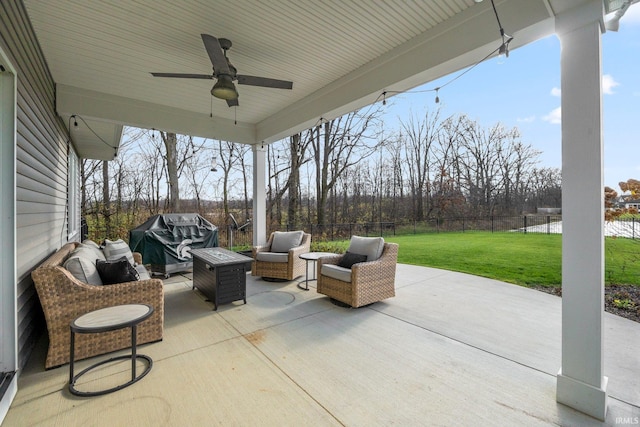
left=236, top=144, right=252, bottom=221
left=182, top=137, right=212, bottom=214
left=161, top=132, right=180, bottom=211
left=497, top=135, right=541, bottom=214
left=400, top=108, right=442, bottom=220
left=101, top=160, right=111, bottom=238
left=216, top=140, right=240, bottom=218
left=455, top=117, right=507, bottom=215
left=285, top=132, right=313, bottom=227
left=310, top=108, right=382, bottom=225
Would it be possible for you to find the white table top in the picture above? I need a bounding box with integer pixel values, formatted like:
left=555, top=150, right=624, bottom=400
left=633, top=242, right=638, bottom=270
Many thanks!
left=72, top=304, right=153, bottom=331
left=299, top=252, right=338, bottom=261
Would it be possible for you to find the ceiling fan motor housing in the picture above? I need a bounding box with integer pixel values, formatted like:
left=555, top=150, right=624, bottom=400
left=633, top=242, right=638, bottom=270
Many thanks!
left=150, top=34, right=292, bottom=106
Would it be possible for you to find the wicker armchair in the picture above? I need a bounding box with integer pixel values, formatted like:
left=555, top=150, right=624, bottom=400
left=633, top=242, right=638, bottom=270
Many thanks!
left=317, top=242, right=398, bottom=308
left=31, top=242, right=164, bottom=369
left=252, top=232, right=311, bottom=280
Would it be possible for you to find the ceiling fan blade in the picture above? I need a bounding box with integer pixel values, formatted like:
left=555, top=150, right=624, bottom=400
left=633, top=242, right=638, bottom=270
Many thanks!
left=150, top=72, right=213, bottom=79
left=226, top=98, right=239, bottom=107
left=201, top=34, right=230, bottom=75
left=237, top=75, right=293, bottom=89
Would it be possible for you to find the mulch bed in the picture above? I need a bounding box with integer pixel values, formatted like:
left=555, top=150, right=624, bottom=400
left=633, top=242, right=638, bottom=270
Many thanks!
left=531, top=285, right=640, bottom=323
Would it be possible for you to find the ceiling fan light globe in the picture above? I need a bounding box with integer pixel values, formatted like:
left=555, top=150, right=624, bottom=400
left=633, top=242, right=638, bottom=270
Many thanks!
left=211, top=75, right=238, bottom=100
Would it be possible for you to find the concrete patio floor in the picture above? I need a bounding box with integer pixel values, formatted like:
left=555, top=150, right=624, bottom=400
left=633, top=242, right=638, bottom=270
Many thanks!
left=4, top=264, right=640, bottom=426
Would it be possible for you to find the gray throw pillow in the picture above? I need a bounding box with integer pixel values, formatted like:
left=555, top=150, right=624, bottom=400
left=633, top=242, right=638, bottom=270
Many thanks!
left=270, top=231, right=304, bottom=253
left=63, top=247, right=103, bottom=285
left=347, top=236, right=384, bottom=261
left=79, top=241, right=106, bottom=262
left=103, top=238, right=135, bottom=265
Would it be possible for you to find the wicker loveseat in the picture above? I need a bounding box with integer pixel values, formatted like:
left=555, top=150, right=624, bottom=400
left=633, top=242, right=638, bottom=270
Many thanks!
left=31, top=241, right=164, bottom=369
left=317, top=237, right=398, bottom=308
left=252, top=231, right=311, bottom=280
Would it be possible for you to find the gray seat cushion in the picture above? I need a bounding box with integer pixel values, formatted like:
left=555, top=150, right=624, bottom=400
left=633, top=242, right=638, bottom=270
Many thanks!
left=270, top=231, right=304, bottom=253
left=321, top=264, right=352, bottom=283
left=256, top=252, right=289, bottom=263
left=347, top=236, right=384, bottom=261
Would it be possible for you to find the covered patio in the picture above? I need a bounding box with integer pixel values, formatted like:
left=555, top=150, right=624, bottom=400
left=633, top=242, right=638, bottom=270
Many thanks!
left=4, top=265, right=639, bottom=425
left=0, top=0, right=634, bottom=422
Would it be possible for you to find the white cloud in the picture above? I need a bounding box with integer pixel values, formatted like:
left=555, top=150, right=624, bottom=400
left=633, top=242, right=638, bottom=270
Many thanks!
left=543, top=107, right=561, bottom=124
left=517, top=116, right=535, bottom=123
left=551, top=87, right=561, bottom=97
left=602, top=74, right=620, bottom=94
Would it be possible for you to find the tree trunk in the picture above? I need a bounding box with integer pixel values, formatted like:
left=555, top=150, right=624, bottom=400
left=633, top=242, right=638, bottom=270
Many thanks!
left=162, top=132, right=180, bottom=212
left=287, top=134, right=301, bottom=227
left=102, top=160, right=111, bottom=238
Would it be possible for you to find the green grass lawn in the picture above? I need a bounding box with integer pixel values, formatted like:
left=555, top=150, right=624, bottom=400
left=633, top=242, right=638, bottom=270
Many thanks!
left=377, top=232, right=640, bottom=288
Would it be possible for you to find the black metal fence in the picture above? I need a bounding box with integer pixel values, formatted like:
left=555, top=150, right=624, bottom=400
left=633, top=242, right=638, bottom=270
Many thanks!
left=219, top=216, right=640, bottom=249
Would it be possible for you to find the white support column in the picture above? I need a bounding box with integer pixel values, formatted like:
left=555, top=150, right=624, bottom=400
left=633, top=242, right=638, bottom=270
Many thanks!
left=252, top=144, right=267, bottom=246
left=555, top=2, right=607, bottom=421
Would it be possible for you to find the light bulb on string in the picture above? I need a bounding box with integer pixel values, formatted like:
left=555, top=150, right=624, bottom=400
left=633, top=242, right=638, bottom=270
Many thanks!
left=435, top=88, right=440, bottom=104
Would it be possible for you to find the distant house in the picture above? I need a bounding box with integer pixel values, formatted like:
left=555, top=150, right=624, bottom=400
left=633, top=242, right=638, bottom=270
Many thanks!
left=613, top=195, right=640, bottom=210
left=623, top=199, right=640, bottom=210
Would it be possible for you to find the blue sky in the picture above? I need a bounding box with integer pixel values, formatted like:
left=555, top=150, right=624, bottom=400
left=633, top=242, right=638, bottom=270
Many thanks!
left=382, top=4, right=640, bottom=191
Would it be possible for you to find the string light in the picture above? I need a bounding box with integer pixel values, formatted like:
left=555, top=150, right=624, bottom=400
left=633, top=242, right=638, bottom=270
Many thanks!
left=491, top=0, right=513, bottom=60
left=69, top=114, right=119, bottom=158
left=376, top=1, right=512, bottom=108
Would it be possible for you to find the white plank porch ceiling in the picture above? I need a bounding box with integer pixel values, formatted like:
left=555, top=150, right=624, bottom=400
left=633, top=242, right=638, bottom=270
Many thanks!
left=22, top=0, right=601, bottom=158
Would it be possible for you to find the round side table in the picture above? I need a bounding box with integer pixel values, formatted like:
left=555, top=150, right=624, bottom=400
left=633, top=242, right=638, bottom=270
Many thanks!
left=69, top=304, right=154, bottom=397
left=298, top=252, right=336, bottom=290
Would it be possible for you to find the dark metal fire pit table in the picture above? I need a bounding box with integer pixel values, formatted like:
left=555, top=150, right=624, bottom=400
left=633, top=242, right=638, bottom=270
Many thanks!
left=69, top=304, right=154, bottom=397
left=190, top=247, right=253, bottom=310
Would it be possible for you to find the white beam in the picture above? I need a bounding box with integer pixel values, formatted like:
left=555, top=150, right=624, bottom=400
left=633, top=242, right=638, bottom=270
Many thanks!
left=56, top=84, right=257, bottom=145
left=555, top=0, right=608, bottom=421
left=252, top=144, right=267, bottom=246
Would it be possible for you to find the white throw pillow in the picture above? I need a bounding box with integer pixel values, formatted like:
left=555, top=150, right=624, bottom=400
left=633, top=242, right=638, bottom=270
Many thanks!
left=103, top=239, right=135, bottom=265
left=347, top=236, right=384, bottom=262
left=270, top=231, right=304, bottom=253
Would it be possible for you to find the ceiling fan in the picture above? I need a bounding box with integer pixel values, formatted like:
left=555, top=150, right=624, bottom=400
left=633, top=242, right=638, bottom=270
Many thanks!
left=151, top=34, right=293, bottom=107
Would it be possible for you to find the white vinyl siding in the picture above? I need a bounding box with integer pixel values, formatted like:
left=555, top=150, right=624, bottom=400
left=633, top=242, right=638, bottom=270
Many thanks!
left=0, top=0, right=72, bottom=368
